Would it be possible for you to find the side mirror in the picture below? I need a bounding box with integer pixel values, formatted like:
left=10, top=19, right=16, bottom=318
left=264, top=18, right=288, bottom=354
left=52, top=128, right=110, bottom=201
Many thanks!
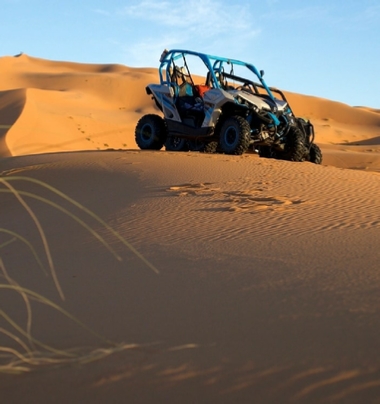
left=260, top=70, right=265, bottom=78
left=160, top=49, right=169, bottom=63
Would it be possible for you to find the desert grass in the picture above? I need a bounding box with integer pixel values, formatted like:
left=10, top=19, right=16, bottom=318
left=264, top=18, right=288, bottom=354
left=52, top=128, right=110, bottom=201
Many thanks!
left=0, top=176, right=158, bottom=374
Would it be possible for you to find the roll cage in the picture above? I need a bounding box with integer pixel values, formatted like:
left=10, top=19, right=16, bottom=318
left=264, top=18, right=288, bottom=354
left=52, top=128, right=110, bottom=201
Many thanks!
left=158, top=49, right=277, bottom=102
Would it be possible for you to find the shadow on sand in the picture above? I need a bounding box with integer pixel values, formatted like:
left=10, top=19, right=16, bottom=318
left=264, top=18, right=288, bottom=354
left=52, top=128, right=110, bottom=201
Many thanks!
left=0, top=89, right=27, bottom=157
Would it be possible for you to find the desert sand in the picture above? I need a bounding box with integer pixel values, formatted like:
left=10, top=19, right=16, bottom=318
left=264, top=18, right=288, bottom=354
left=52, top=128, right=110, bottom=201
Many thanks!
left=1, top=54, right=380, bottom=403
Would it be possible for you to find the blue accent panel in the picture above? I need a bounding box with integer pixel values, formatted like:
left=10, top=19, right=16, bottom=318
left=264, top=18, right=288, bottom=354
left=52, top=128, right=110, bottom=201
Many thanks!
left=268, top=112, right=281, bottom=126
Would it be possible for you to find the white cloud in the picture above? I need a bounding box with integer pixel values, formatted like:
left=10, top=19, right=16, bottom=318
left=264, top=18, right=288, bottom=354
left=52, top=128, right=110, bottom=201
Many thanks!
left=121, top=0, right=261, bottom=66
left=123, top=0, right=258, bottom=37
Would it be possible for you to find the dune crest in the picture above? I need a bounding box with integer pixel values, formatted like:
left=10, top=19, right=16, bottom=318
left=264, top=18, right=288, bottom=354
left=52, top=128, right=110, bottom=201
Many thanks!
left=0, top=54, right=379, bottom=172
left=0, top=54, right=158, bottom=156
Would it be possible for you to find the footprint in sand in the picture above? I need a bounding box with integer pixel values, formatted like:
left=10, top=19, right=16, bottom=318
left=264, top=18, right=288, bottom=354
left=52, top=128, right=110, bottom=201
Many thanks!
left=167, top=183, right=305, bottom=212
left=228, top=195, right=303, bottom=212
left=223, top=190, right=304, bottom=212
left=168, top=183, right=221, bottom=197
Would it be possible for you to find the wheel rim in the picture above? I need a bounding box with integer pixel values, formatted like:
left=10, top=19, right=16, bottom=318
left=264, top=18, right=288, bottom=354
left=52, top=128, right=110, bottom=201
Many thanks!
left=141, top=123, right=153, bottom=142
left=188, top=140, right=204, bottom=151
left=224, top=126, right=238, bottom=147
left=172, top=137, right=182, bottom=148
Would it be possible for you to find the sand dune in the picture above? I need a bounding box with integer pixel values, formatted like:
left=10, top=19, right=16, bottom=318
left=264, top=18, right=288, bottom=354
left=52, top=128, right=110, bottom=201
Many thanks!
left=0, top=88, right=26, bottom=156
left=1, top=54, right=380, bottom=169
left=1, top=54, right=380, bottom=403
left=0, top=54, right=157, bottom=156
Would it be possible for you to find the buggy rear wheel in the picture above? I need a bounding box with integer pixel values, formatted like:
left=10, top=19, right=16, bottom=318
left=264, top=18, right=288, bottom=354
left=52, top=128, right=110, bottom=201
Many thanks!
left=284, top=125, right=308, bottom=162
left=201, top=141, right=218, bottom=153
left=218, top=116, right=251, bottom=155
left=188, top=140, right=218, bottom=153
left=165, top=136, right=189, bottom=152
left=135, top=114, right=167, bottom=150
left=258, top=146, right=273, bottom=158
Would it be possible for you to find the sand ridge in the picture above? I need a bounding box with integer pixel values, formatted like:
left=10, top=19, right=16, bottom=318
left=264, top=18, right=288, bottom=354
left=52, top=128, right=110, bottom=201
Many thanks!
left=1, top=151, right=380, bottom=402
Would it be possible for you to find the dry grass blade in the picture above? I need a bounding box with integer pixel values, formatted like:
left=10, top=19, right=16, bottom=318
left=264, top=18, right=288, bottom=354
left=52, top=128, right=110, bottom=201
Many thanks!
left=0, top=188, right=122, bottom=261
left=0, top=307, right=76, bottom=359
left=0, top=237, right=17, bottom=249
left=1, top=176, right=159, bottom=274
left=0, top=229, right=47, bottom=275
left=0, top=175, right=158, bottom=375
left=0, top=178, right=63, bottom=299
left=0, top=327, right=33, bottom=355
left=0, top=259, right=34, bottom=349
left=0, top=283, right=116, bottom=347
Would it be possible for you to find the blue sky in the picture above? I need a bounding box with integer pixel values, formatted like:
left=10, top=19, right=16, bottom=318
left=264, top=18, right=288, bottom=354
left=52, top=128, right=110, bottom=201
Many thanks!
left=1, top=0, right=380, bottom=108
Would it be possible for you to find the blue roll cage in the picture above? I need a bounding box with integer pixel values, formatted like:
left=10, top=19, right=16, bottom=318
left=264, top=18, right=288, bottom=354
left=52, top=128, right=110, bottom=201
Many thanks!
left=158, top=49, right=276, bottom=101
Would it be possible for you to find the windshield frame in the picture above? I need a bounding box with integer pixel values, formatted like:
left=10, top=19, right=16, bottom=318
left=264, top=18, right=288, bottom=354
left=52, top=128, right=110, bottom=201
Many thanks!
left=158, top=49, right=275, bottom=101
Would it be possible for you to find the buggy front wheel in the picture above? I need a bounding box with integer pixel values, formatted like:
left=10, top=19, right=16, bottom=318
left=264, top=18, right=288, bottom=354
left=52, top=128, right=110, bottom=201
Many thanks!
left=284, top=125, right=308, bottom=162
left=218, top=116, right=251, bottom=155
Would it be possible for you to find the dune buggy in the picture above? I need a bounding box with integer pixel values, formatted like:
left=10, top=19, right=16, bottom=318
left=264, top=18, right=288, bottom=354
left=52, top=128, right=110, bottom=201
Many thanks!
left=135, top=49, right=322, bottom=163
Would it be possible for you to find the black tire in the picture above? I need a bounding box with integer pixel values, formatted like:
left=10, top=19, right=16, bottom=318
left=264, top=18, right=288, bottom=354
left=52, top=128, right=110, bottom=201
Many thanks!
left=201, top=141, right=218, bottom=153
left=165, top=136, right=189, bottom=152
left=218, top=116, right=251, bottom=155
left=188, top=140, right=204, bottom=152
left=258, top=146, right=272, bottom=158
left=188, top=140, right=218, bottom=153
left=135, top=114, right=167, bottom=150
left=283, top=125, right=308, bottom=162
left=309, top=143, right=322, bottom=164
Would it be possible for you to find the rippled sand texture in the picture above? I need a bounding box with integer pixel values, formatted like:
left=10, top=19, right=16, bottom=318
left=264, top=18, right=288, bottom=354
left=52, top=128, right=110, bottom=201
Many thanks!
left=1, top=54, right=380, bottom=403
